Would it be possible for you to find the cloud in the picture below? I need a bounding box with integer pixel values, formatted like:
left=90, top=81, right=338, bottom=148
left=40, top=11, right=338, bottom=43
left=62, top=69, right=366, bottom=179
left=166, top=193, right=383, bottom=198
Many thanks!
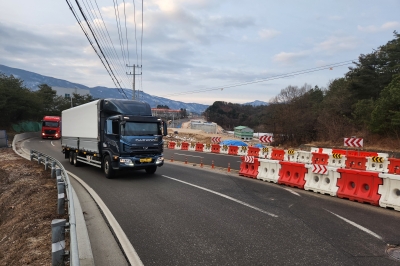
left=358, top=21, right=400, bottom=33
left=273, top=51, right=309, bottom=64
left=258, top=28, right=280, bottom=40
left=328, top=16, right=343, bottom=21
left=314, top=35, right=358, bottom=53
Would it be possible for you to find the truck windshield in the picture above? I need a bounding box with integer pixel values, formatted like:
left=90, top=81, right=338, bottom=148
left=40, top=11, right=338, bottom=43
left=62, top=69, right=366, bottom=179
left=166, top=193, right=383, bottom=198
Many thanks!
left=121, top=122, right=160, bottom=136
left=43, top=122, right=59, bottom=127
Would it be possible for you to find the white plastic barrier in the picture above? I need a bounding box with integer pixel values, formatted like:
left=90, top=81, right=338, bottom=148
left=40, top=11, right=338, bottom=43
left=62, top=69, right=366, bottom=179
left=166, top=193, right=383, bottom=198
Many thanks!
left=256, top=159, right=281, bottom=183
left=286, top=150, right=298, bottom=162
left=174, top=142, right=182, bottom=150
left=378, top=173, right=400, bottom=211
left=304, top=165, right=340, bottom=196
left=238, top=146, right=248, bottom=156
left=203, top=143, right=212, bottom=153
left=328, top=154, right=346, bottom=168
left=297, top=151, right=312, bottom=164
left=366, top=157, right=389, bottom=173
left=188, top=143, right=196, bottom=151
left=220, top=145, right=229, bottom=154
left=310, top=147, right=332, bottom=154
left=259, top=147, right=269, bottom=159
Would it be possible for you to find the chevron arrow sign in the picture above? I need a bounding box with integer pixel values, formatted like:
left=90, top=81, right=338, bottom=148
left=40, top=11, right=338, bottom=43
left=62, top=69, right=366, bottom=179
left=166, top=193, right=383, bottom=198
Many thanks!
left=211, top=137, right=221, bottom=143
left=312, top=164, right=328, bottom=175
left=244, top=156, right=255, bottom=163
left=259, top=135, right=273, bottom=143
left=344, top=137, right=363, bottom=147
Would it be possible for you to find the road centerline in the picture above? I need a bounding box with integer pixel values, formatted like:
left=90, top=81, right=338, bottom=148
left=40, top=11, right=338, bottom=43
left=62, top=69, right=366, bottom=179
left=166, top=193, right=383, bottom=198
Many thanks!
left=174, top=153, right=204, bottom=158
left=162, top=175, right=278, bottom=218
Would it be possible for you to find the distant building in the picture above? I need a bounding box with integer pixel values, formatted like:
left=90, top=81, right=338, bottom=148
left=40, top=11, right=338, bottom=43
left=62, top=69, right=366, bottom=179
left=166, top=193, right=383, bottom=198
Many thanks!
left=52, top=87, right=90, bottom=98
left=234, top=126, right=254, bottom=140
left=191, top=121, right=217, bottom=133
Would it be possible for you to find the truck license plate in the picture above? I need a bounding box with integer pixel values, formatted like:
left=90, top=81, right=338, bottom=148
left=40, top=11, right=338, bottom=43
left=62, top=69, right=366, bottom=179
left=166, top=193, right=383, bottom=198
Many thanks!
left=140, top=158, right=152, bottom=163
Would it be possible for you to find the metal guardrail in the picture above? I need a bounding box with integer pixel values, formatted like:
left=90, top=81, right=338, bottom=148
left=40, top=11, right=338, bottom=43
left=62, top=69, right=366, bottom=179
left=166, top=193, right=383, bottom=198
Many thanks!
left=30, top=149, right=80, bottom=266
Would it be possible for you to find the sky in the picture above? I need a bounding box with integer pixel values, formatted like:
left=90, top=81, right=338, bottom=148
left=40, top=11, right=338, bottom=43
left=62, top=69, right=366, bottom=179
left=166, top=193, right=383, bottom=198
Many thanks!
left=0, top=0, right=399, bottom=105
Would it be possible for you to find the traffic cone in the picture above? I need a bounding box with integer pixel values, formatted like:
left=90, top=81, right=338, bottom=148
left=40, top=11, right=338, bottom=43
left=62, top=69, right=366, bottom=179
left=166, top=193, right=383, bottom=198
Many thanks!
left=212, top=160, right=214, bottom=169
left=228, top=163, right=231, bottom=172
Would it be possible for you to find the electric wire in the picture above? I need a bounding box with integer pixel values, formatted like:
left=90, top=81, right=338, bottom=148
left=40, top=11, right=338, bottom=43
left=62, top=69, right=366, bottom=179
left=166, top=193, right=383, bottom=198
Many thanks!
left=113, top=0, right=128, bottom=66
left=161, top=60, right=357, bottom=97
left=73, top=0, right=128, bottom=98
left=122, top=0, right=131, bottom=66
left=66, top=0, right=127, bottom=98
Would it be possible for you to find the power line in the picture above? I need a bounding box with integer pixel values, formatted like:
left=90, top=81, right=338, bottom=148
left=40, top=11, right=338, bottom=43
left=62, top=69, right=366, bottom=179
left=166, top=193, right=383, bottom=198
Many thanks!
left=160, top=60, right=357, bottom=97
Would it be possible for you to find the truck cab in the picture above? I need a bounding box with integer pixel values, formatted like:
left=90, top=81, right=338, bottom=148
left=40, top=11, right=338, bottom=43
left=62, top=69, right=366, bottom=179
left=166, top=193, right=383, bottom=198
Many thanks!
left=41, top=116, right=61, bottom=139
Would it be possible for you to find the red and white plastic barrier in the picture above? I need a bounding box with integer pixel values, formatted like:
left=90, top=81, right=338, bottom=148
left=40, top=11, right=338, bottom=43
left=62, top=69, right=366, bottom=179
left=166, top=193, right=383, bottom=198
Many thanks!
left=256, top=159, right=281, bottom=183
left=304, top=165, right=340, bottom=196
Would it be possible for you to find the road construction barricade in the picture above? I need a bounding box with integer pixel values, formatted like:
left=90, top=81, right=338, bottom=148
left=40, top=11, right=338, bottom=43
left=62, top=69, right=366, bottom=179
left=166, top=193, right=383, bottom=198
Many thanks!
left=328, top=153, right=346, bottom=168
left=195, top=143, right=204, bottom=152
left=181, top=142, right=189, bottom=151
left=311, top=147, right=332, bottom=154
left=366, top=156, right=389, bottom=172
left=238, top=146, right=248, bottom=156
left=378, top=173, right=400, bottom=211
left=175, top=142, right=182, bottom=150
left=336, top=169, right=383, bottom=205
left=248, top=147, right=260, bottom=157
left=257, top=159, right=281, bottom=183
left=297, top=151, right=312, bottom=164
left=345, top=155, right=367, bottom=170
left=259, top=147, right=270, bottom=159
left=220, top=145, right=229, bottom=154
left=189, top=142, right=196, bottom=151
left=286, top=149, right=298, bottom=162
left=278, top=161, right=308, bottom=189
left=388, top=158, right=400, bottom=174
left=312, top=152, right=329, bottom=165
left=203, top=143, right=212, bottom=153
left=168, top=141, right=176, bottom=149
left=228, top=145, right=239, bottom=155
left=270, top=148, right=286, bottom=161
left=211, top=144, right=220, bottom=154
left=304, top=165, right=340, bottom=196
left=239, top=156, right=260, bottom=179
left=332, top=149, right=358, bottom=156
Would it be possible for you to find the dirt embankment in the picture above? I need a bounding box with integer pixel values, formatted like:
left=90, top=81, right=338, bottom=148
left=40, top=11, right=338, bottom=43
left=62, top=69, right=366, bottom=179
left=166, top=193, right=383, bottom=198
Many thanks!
left=0, top=148, right=66, bottom=265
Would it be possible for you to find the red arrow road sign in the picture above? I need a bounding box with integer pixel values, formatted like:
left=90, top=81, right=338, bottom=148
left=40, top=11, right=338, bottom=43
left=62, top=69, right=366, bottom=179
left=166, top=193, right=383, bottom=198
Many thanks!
left=312, top=164, right=328, bottom=175
left=244, top=156, right=255, bottom=163
left=259, top=135, right=273, bottom=143
left=344, top=137, right=363, bottom=147
left=211, top=137, right=221, bottom=143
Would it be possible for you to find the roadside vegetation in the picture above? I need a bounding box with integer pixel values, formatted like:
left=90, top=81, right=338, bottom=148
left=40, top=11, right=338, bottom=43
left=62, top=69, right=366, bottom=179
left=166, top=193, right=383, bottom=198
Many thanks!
left=204, top=32, right=400, bottom=150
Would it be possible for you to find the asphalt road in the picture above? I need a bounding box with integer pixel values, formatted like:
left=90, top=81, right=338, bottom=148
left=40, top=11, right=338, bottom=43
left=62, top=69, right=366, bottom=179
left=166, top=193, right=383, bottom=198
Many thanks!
left=25, top=138, right=400, bottom=265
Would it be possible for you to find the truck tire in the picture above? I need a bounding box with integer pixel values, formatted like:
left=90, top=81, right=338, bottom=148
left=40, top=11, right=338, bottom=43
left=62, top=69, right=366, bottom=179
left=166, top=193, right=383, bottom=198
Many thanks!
left=73, top=152, right=80, bottom=167
left=104, top=155, right=115, bottom=179
left=145, top=165, right=157, bottom=174
left=69, top=151, right=74, bottom=165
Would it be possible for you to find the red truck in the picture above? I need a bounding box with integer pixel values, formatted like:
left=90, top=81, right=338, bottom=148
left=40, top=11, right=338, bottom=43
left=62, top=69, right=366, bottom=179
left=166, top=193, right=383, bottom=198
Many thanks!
left=41, top=116, right=61, bottom=139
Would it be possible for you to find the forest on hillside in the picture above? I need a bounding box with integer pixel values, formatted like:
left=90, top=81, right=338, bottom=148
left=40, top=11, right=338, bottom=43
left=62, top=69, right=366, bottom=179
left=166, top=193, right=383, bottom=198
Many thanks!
left=203, top=32, right=400, bottom=147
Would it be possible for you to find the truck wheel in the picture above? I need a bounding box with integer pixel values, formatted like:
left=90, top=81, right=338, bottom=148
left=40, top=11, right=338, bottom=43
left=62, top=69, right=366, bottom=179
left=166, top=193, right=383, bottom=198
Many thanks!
left=69, top=151, right=74, bottom=165
left=104, top=156, right=115, bottom=179
left=73, top=153, right=80, bottom=167
left=145, top=166, right=157, bottom=174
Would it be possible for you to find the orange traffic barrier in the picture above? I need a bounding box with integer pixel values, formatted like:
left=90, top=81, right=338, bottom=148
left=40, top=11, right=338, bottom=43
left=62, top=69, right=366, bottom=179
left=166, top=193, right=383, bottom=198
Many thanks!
left=239, top=156, right=259, bottom=178
left=278, top=161, right=308, bottom=189
left=312, top=152, right=329, bottom=165
left=248, top=147, right=260, bottom=157
left=388, top=158, right=400, bottom=174
left=332, top=149, right=358, bottom=156
left=228, top=146, right=239, bottom=155
left=195, top=143, right=204, bottom=152
left=181, top=142, right=189, bottom=150
left=168, top=141, right=176, bottom=149
left=345, top=155, right=367, bottom=170
left=270, top=148, right=285, bottom=161
left=211, top=144, right=221, bottom=154
left=337, top=169, right=383, bottom=205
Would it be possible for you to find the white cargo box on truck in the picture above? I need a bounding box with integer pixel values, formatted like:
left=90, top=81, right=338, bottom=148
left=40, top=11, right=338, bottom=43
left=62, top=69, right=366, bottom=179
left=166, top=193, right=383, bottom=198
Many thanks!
left=61, top=100, right=100, bottom=153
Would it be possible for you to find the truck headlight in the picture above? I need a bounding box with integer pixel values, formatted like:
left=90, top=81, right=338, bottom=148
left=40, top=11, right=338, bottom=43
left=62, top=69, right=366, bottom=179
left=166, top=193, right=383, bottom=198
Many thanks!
left=156, top=157, right=164, bottom=164
left=120, top=158, right=134, bottom=166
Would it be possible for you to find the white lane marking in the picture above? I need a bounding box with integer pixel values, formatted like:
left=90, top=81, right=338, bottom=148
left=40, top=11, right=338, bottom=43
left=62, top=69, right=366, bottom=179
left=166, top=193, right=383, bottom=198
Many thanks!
left=51, top=141, right=55, bottom=146
left=326, top=210, right=383, bottom=240
left=284, top=188, right=301, bottom=197
left=162, top=175, right=278, bottom=218
left=174, top=153, right=204, bottom=158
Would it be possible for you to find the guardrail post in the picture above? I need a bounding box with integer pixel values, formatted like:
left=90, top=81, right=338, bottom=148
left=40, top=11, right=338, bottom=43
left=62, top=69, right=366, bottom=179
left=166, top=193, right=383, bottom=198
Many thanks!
left=30, top=150, right=34, bottom=161
left=56, top=169, right=62, bottom=183
left=37, top=155, right=41, bottom=165
left=45, top=157, right=49, bottom=171
left=57, top=182, right=65, bottom=215
left=51, top=162, right=56, bottom=178
left=51, top=219, right=66, bottom=266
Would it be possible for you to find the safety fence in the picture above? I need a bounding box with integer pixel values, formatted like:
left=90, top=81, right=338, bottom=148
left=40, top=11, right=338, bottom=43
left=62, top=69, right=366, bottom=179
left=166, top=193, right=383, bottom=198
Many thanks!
left=30, top=150, right=80, bottom=266
left=167, top=141, right=400, bottom=212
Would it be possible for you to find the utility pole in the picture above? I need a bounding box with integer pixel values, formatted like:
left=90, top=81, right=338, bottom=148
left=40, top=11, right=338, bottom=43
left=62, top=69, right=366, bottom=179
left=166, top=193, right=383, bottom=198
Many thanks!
left=126, top=64, right=142, bottom=100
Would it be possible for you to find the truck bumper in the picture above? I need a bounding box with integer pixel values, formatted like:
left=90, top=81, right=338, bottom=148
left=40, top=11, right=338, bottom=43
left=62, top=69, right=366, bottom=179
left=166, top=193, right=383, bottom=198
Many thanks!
left=115, top=155, right=164, bottom=170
